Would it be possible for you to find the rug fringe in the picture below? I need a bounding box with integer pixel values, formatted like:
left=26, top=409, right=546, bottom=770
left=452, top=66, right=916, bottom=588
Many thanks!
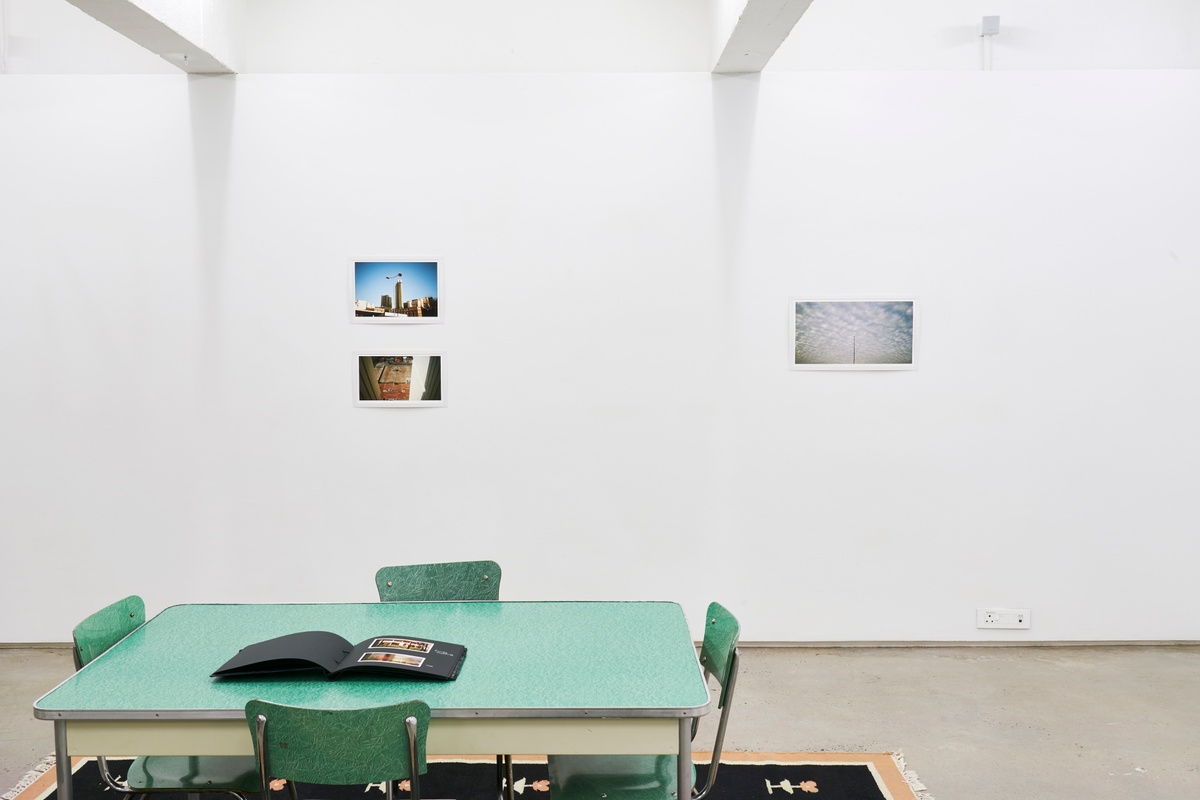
left=1, top=755, right=56, bottom=800
left=890, top=752, right=935, bottom=800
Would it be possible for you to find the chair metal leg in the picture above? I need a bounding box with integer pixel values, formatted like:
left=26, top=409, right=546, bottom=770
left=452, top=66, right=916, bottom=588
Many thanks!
left=404, top=716, right=420, bottom=800
left=254, top=715, right=270, bottom=800
left=96, top=757, right=136, bottom=795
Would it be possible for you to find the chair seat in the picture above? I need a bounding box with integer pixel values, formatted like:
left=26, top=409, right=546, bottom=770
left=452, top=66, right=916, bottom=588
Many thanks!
left=547, top=754, right=696, bottom=800
left=125, top=756, right=262, bottom=793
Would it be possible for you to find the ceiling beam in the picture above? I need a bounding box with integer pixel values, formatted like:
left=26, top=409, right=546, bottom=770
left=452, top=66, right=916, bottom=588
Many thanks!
left=713, top=0, right=815, bottom=74
left=63, top=0, right=239, bottom=74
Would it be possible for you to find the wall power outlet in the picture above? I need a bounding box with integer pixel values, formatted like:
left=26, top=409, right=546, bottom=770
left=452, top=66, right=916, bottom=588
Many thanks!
left=976, top=608, right=1030, bottom=629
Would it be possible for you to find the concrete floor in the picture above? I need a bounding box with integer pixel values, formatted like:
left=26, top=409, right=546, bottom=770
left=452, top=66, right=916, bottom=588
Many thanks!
left=4, top=644, right=1200, bottom=800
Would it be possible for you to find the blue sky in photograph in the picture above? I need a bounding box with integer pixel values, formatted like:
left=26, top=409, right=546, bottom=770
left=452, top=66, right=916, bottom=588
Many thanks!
left=794, top=301, right=914, bottom=364
left=354, top=261, right=439, bottom=304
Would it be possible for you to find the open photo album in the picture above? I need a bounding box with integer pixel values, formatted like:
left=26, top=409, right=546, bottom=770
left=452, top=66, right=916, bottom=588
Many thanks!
left=211, top=630, right=467, bottom=680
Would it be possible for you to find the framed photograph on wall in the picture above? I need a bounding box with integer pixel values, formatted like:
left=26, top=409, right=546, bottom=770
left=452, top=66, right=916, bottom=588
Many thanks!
left=791, top=298, right=918, bottom=370
left=350, top=258, right=441, bottom=323
left=355, top=353, right=445, bottom=407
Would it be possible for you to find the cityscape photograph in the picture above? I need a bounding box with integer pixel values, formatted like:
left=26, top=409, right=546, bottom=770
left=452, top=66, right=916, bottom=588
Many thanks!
left=352, top=260, right=439, bottom=321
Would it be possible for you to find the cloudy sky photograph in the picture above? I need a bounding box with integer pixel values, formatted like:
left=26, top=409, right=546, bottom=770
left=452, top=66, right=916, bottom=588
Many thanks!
left=793, top=300, right=915, bottom=367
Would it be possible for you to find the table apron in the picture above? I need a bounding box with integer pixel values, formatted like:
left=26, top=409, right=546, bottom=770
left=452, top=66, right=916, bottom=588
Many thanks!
left=62, top=717, right=685, bottom=757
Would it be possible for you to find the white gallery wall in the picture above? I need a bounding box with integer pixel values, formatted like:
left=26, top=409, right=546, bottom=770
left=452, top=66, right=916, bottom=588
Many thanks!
left=1, top=2, right=1199, bottom=644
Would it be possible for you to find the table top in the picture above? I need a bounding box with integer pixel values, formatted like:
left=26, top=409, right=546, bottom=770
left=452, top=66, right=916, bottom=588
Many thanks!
left=35, top=601, right=710, bottom=721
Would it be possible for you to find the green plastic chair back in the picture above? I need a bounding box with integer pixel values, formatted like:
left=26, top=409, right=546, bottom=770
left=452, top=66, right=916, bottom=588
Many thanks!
left=375, top=560, right=501, bottom=602
left=697, top=601, right=740, bottom=708
left=245, top=699, right=430, bottom=788
left=73, top=595, right=146, bottom=669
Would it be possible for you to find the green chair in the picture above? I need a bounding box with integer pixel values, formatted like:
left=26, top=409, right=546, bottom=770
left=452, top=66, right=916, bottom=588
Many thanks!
left=375, top=560, right=502, bottom=602
left=73, top=596, right=261, bottom=800
left=375, top=560, right=510, bottom=792
left=246, top=699, right=430, bottom=800
left=547, top=602, right=740, bottom=800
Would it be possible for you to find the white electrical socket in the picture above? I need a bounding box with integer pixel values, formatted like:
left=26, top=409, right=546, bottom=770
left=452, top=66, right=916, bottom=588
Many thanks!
left=977, top=608, right=1030, bottom=629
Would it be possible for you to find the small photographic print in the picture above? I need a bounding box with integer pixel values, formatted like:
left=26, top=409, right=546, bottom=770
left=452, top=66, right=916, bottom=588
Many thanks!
left=351, top=259, right=440, bottom=324
left=356, top=353, right=444, bottom=407
left=358, top=652, right=426, bottom=668
left=791, top=298, right=918, bottom=370
left=370, top=638, right=434, bottom=653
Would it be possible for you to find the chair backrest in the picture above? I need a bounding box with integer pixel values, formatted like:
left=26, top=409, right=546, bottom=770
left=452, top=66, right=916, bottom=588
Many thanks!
left=693, top=601, right=740, bottom=800
left=698, top=601, right=740, bottom=709
left=72, top=595, right=146, bottom=669
left=375, top=560, right=501, bottom=602
left=246, top=699, right=430, bottom=799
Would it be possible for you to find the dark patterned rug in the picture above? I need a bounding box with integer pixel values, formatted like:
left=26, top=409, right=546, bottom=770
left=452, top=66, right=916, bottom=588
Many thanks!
left=7, top=754, right=930, bottom=800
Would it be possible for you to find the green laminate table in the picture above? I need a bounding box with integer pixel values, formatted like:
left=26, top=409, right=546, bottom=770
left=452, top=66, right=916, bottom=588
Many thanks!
left=35, top=601, right=710, bottom=800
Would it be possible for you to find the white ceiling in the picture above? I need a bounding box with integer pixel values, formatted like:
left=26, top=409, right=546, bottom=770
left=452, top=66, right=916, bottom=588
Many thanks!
left=54, top=0, right=823, bottom=75
left=4, top=0, right=1200, bottom=75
